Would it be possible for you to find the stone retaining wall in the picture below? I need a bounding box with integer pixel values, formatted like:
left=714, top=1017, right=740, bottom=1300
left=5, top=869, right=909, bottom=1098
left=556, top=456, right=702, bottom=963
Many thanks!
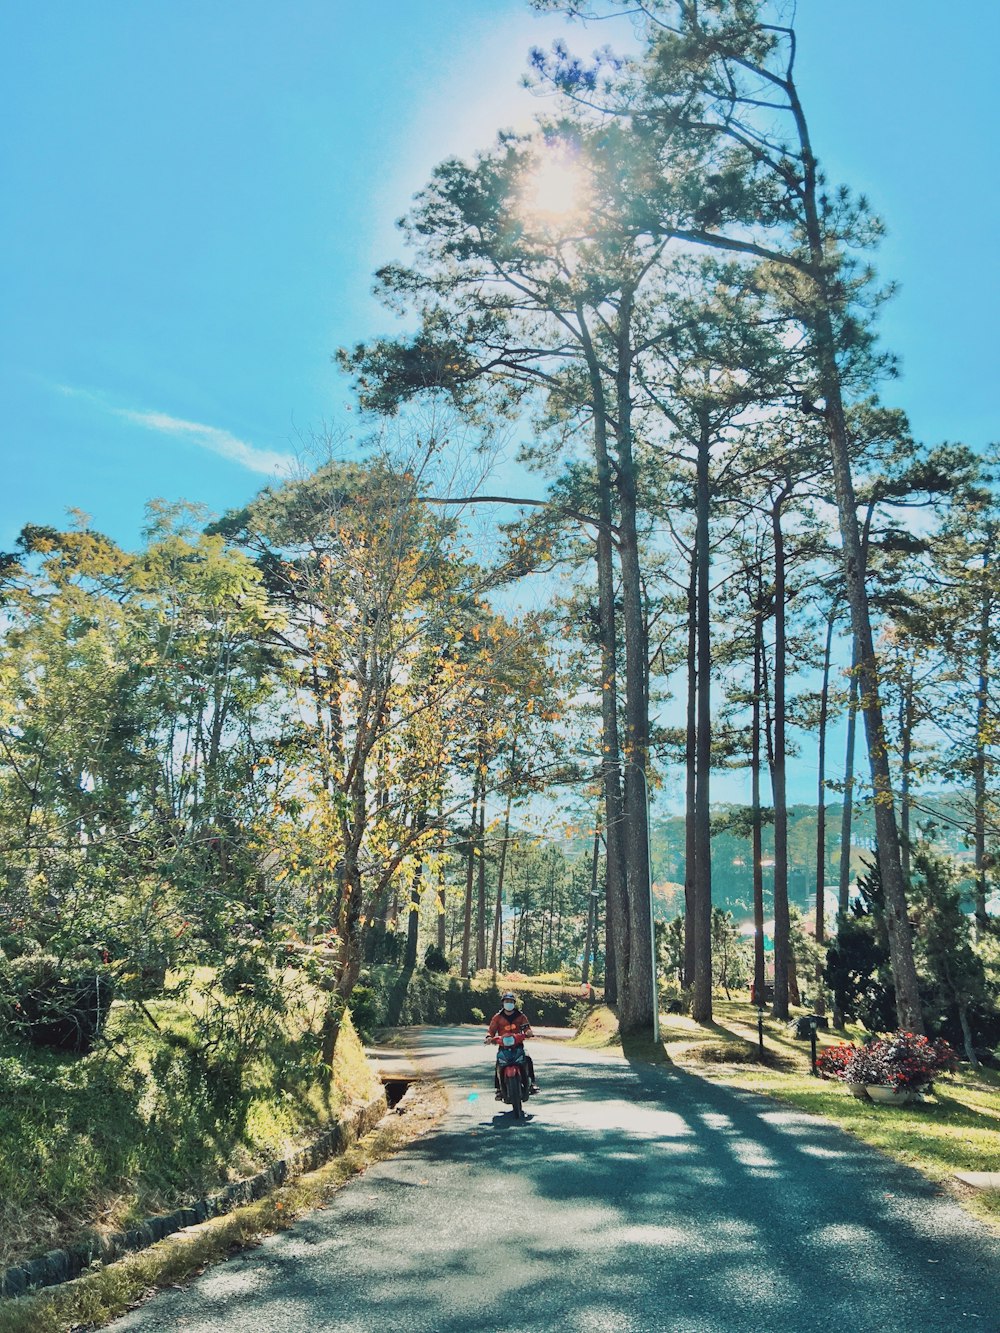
left=0, top=1091, right=387, bottom=1302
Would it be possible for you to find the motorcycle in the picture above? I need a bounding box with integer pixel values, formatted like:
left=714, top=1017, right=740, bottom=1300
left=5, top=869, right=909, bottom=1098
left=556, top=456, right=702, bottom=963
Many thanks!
left=487, top=1027, right=532, bottom=1119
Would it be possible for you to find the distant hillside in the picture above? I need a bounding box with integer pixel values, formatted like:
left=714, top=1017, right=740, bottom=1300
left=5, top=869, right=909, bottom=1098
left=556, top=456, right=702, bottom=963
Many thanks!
left=650, top=794, right=979, bottom=920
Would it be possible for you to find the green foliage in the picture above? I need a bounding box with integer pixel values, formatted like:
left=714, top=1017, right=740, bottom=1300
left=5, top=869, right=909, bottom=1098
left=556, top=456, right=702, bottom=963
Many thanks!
left=815, top=1042, right=857, bottom=1080
left=910, top=845, right=998, bottom=1055
left=423, top=945, right=450, bottom=973
left=1, top=955, right=114, bottom=1054
left=346, top=966, right=583, bottom=1034
left=843, top=1032, right=958, bottom=1091
left=824, top=858, right=897, bottom=1033
left=0, top=995, right=375, bottom=1272
left=345, top=985, right=380, bottom=1043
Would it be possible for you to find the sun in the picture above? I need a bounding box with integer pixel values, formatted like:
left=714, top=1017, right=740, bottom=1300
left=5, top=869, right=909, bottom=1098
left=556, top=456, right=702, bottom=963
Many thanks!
left=519, top=147, right=587, bottom=227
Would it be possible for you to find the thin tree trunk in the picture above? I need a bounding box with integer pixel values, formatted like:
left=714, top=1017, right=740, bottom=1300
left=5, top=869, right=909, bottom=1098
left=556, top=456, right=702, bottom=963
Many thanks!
left=769, top=497, right=790, bottom=1021
left=800, top=173, right=924, bottom=1031
left=475, top=780, right=487, bottom=972
left=958, top=1001, right=980, bottom=1069
left=403, top=807, right=427, bottom=971
left=583, top=821, right=601, bottom=985
left=752, top=599, right=765, bottom=1008
left=974, top=544, right=993, bottom=936
left=814, top=605, right=836, bottom=1017
left=460, top=779, right=479, bottom=978
left=839, top=647, right=860, bottom=916
left=684, top=552, right=698, bottom=989
left=692, top=416, right=713, bottom=1023
left=899, top=660, right=915, bottom=885
left=490, top=781, right=515, bottom=978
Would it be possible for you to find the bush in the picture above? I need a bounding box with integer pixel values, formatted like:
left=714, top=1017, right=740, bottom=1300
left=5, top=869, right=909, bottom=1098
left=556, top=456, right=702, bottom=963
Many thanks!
left=352, top=967, right=584, bottom=1029
left=423, top=945, right=450, bottom=973
left=789, top=1014, right=829, bottom=1039
left=4, top=954, right=114, bottom=1053
left=844, top=1031, right=957, bottom=1091
left=660, top=983, right=691, bottom=1015
left=815, top=1042, right=857, bottom=1080
left=346, top=984, right=380, bottom=1042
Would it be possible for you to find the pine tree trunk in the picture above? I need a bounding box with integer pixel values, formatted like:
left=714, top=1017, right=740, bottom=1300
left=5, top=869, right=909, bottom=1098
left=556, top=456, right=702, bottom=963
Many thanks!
left=838, top=648, right=859, bottom=916
left=692, top=417, right=713, bottom=1023
left=577, top=301, right=628, bottom=1009
left=684, top=554, right=698, bottom=989
left=752, top=598, right=766, bottom=1007
left=814, top=607, right=835, bottom=1017
left=583, top=823, right=601, bottom=985
left=460, top=779, right=479, bottom=978
left=769, top=498, right=790, bottom=1021
left=436, top=799, right=447, bottom=956
left=899, top=661, right=914, bottom=885
left=787, top=16, right=924, bottom=1033
left=613, top=289, right=654, bottom=1035
left=475, top=780, right=487, bottom=972
left=490, top=780, right=514, bottom=978
left=403, top=808, right=427, bottom=971
left=974, top=547, right=992, bottom=936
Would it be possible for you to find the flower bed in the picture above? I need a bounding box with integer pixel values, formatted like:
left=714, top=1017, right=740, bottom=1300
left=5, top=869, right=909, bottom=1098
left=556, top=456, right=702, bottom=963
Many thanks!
left=815, top=1041, right=857, bottom=1080
left=833, top=1032, right=958, bottom=1094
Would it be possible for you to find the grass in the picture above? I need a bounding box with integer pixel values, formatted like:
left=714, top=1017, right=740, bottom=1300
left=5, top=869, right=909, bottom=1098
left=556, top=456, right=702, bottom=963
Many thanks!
left=0, top=1076, right=448, bottom=1333
left=573, top=997, right=1000, bottom=1231
left=0, top=981, right=381, bottom=1275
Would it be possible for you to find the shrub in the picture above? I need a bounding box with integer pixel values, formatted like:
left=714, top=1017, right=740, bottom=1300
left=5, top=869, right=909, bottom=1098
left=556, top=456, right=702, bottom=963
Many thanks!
left=815, top=1042, right=857, bottom=1080
left=346, top=984, right=381, bottom=1042
left=5, top=954, right=114, bottom=1053
left=660, top=983, right=691, bottom=1015
left=423, top=945, right=450, bottom=973
left=844, top=1031, right=957, bottom=1091
left=470, top=1007, right=485, bottom=1024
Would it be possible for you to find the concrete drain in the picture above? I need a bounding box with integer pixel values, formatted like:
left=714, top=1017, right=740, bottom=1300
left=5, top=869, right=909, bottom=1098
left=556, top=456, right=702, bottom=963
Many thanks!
left=381, top=1077, right=411, bottom=1110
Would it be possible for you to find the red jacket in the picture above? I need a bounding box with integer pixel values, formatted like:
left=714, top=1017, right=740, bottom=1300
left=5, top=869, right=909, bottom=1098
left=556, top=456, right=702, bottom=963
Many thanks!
left=487, top=1009, right=534, bottom=1039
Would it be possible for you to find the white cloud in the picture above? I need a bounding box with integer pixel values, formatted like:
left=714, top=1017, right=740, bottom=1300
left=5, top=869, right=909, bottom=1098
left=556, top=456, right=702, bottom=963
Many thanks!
left=114, top=407, right=296, bottom=476
left=52, top=382, right=296, bottom=477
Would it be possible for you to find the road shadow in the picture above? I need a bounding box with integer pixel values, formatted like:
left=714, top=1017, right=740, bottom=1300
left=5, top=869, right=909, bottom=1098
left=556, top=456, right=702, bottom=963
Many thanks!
left=120, top=1029, right=1000, bottom=1332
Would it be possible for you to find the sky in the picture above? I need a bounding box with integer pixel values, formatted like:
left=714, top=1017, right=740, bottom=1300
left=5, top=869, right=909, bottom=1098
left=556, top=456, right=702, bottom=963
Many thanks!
left=2, top=1, right=998, bottom=809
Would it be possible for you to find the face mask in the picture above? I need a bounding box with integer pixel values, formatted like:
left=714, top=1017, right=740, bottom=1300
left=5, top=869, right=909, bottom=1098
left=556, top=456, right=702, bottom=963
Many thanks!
left=503, top=1002, right=515, bottom=1013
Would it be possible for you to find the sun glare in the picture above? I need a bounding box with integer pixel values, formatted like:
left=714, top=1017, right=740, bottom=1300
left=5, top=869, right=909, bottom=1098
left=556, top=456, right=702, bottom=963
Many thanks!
left=520, top=149, right=586, bottom=226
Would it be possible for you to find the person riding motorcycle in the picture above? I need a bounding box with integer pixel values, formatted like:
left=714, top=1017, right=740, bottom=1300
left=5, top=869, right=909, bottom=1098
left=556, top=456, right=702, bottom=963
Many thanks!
left=486, top=991, right=539, bottom=1099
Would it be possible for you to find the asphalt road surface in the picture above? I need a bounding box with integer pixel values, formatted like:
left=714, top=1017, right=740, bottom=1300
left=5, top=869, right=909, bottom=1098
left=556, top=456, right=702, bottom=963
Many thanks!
left=109, top=1027, right=1000, bottom=1332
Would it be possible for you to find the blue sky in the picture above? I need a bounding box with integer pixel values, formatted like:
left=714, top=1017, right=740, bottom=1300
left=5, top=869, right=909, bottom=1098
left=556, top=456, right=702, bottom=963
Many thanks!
left=2, top=2, right=998, bottom=817
left=3, top=2, right=998, bottom=555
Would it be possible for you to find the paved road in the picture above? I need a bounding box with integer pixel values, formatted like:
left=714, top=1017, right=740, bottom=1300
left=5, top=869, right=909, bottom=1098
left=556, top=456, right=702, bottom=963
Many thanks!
left=110, top=1027, right=1000, bottom=1332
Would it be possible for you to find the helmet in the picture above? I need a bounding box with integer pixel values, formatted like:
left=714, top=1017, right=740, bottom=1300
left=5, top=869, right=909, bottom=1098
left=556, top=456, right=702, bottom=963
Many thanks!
left=501, top=990, right=516, bottom=1002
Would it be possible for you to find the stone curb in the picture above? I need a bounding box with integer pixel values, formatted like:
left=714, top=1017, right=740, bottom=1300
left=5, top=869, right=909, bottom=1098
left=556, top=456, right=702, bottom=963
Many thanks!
left=0, top=1091, right=387, bottom=1302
